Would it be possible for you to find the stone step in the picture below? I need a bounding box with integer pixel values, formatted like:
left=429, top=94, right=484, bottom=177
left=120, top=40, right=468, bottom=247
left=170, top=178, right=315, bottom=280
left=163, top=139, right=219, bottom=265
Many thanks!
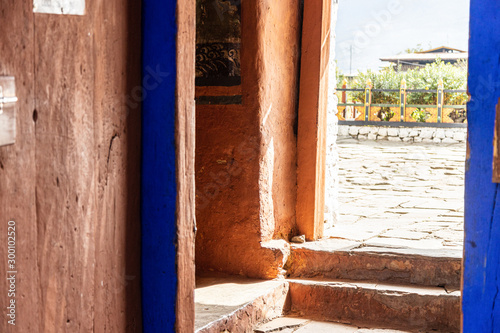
left=195, top=276, right=289, bottom=333
left=287, top=279, right=460, bottom=332
left=286, top=240, right=461, bottom=289
left=255, top=317, right=412, bottom=332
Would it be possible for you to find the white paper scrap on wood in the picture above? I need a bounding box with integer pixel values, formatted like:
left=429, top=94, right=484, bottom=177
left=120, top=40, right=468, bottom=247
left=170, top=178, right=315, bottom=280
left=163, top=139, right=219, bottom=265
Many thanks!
left=33, top=0, right=85, bottom=15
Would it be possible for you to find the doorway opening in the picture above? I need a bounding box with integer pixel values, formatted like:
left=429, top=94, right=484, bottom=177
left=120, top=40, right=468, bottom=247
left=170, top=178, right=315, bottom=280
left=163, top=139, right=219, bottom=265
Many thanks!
left=190, top=0, right=467, bottom=332
left=280, top=1, right=467, bottom=331
left=193, top=0, right=303, bottom=330
left=324, top=0, right=469, bottom=257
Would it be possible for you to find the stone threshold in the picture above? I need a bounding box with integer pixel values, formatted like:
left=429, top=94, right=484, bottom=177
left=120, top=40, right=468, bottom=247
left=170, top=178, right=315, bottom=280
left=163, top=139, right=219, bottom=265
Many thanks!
left=286, top=238, right=462, bottom=290
left=195, top=275, right=290, bottom=333
left=196, top=238, right=462, bottom=332
left=195, top=274, right=460, bottom=332
left=288, top=278, right=460, bottom=332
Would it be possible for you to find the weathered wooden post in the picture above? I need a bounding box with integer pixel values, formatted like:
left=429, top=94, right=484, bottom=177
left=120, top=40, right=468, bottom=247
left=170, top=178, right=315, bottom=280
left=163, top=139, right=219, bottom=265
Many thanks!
left=400, top=78, right=407, bottom=122
left=365, top=79, right=372, bottom=122
left=437, top=78, right=444, bottom=123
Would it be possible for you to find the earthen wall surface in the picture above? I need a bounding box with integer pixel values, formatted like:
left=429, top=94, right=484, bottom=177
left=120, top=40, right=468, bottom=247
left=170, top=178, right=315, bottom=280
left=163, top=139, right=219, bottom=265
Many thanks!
left=195, top=0, right=302, bottom=278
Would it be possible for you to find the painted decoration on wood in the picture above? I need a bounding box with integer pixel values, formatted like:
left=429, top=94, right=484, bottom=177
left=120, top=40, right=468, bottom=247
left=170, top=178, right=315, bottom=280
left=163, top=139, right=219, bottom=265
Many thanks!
left=33, top=0, right=85, bottom=15
left=196, top=0, right=241, bottom=86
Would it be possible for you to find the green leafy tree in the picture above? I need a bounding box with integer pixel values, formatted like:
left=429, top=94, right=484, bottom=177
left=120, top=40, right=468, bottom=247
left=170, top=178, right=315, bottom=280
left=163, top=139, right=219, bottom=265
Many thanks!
left=337, top=59, right=467, bottom=106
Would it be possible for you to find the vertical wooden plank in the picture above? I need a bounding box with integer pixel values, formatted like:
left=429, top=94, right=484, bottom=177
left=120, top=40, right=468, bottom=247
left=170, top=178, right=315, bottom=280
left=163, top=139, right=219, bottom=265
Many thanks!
left=176, top=0, right=196, bottom=331
left=296, top=0, right=331, bottom=241
left=464, top=0, right=500, bottom=330
left=92, top=1, right=143, bottom=331
left=0, top=2, right=39, bottom=332
left=141, top=0, right=179, bottom=330
left=34, top=13, right=96, bottom=332
left=1, top=1, right=143, bottom=331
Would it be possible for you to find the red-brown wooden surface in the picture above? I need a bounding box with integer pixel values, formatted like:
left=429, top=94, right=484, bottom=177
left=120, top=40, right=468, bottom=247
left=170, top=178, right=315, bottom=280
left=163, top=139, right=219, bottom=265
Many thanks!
left=0, top=2, right=142, bottom=331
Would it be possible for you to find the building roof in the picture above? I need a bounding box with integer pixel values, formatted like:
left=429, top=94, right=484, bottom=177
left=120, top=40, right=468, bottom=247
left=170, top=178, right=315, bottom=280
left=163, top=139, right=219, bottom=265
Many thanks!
left=380, top=52, right=468, bottom=64
left=417, top=46, right=466, bottom=54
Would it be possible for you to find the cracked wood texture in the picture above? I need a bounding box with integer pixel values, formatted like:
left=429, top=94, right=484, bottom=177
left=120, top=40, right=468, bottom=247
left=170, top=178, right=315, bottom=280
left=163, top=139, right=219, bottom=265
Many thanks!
left=464, top=0, right=500, bottom=330
left=0, top=1, right=142, bottom=332
left=176, top=0, right=196, bottom=330
left=0, top=1, right=38, bottom=332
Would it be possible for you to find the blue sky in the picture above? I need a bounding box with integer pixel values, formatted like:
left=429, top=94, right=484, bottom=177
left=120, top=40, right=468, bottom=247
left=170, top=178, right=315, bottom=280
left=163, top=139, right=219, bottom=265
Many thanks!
left=334, top=0, right=470, bottom=73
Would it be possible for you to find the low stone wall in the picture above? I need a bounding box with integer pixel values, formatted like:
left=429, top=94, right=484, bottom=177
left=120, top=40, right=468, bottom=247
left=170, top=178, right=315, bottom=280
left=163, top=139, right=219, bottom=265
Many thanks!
left=338, top=125, right=467, bottom=143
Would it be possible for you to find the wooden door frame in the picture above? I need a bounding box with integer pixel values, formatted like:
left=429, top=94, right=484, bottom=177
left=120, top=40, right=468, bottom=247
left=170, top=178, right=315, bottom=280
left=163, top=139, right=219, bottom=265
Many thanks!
left=463, top=0, right=500, bottom=330
left=296, top=0, right=332, bottom=241
left=140, top=0, right=343, bottom=330
left=141, top=0, right=195, bottom=331
left=139, top=0, right=500, bottom=330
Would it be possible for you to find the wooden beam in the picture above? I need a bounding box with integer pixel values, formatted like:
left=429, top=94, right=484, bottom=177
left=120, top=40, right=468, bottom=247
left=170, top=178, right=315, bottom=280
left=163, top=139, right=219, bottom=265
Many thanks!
left=296, top=0, right=331, bottom=241
left=175, top=0, right=196, bottom=331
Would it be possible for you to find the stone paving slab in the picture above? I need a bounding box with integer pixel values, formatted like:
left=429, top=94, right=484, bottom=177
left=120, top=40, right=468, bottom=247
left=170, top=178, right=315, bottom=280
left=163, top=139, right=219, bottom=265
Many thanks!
left=325, top=139, right=465, bottom=253
left=255, top=317, right=412, bottom=333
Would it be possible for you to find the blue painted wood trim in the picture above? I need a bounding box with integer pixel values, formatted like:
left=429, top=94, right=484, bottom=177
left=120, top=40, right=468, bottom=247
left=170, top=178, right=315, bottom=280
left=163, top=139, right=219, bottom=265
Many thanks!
left=464, top=1, right=500, bottom=330
left=141, top=0, right=178, bottom=331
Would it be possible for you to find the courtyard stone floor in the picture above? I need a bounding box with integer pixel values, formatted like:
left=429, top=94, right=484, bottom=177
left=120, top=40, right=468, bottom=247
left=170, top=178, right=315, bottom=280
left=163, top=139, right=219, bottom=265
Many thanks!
left=324, top=137, right=466, bottom=254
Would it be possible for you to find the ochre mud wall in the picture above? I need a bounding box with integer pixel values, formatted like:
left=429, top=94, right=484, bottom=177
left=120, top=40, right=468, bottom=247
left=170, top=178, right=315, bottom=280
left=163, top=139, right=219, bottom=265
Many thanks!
left=257, top=0, right=302, bottom=242
left=0, top=1, right=142, bottom=332
left=195, top=0, right=302, bottom=278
